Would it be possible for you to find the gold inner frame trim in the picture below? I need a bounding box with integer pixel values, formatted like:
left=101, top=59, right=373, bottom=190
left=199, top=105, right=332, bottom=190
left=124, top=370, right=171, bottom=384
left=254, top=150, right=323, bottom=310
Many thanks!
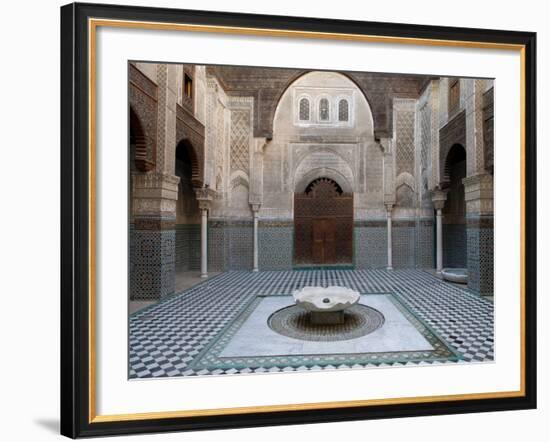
left=88, top=17, right=527, bottom=424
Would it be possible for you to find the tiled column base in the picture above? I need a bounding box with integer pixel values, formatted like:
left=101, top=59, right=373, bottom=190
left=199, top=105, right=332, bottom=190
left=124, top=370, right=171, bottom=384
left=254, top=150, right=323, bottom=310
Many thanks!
left=467, top=216, right=494, bottom=296
left=130, top=217, right=176, bottom=300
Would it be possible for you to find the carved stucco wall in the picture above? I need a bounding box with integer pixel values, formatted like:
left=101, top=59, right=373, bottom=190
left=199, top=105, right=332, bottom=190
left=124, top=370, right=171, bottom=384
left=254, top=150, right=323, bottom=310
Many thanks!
left=207, top=65, right=426, bottom=139
left=264, top=71, right=380, bottom=220
left=128, top=63, right=492, bottom=282
left=392, top=98, right=417, bottom=216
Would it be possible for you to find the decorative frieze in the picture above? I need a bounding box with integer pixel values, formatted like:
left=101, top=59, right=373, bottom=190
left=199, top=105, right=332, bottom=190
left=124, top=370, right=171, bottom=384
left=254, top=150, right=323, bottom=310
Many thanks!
left=134, top=218, right=176, bottom=231
left=463, top=173, right=494, bottom=216
left=132, top=172, right=180, bottom=218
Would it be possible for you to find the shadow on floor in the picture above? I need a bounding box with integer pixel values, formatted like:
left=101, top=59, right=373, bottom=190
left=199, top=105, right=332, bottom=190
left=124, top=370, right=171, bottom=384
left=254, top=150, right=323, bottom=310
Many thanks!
left=34, top=418, right=58, bottom=434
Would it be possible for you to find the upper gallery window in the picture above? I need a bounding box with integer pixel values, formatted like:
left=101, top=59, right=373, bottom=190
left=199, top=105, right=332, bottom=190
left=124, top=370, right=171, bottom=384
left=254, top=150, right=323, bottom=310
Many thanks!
left=183, top=73, right=193, bottom=99
left=319, top=98, right=330, bottom=121
left=448, top=79, right=460, bottom=114
left=299, top=97, right=310, bottom=121
left=338, top=99, right=349, bottom=122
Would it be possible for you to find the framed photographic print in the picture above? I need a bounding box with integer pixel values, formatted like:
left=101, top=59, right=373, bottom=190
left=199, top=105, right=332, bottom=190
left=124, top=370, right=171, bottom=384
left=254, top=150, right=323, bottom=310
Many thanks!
left=60, top=2, right=537, bottom=438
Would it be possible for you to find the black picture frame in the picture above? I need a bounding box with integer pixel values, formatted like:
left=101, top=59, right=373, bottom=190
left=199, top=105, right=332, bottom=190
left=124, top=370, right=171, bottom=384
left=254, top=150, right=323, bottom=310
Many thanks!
left=60, top=2, right=537, bottom=438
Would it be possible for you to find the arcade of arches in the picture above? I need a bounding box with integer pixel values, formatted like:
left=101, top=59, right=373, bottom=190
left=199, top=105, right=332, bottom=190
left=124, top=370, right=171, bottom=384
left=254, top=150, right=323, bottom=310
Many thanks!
left=129, top=63, right=495, bottom=303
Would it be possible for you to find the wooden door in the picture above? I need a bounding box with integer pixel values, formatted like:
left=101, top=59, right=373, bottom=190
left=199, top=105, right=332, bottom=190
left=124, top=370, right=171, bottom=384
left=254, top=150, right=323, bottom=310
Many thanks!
left=294, top=178, right=353, bottom=265
left=312, top=218, right=337, bottom=263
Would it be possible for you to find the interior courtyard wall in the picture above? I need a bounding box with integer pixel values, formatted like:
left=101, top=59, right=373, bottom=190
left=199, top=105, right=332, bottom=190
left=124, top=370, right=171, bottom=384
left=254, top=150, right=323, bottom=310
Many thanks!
left=130, top=63, right=180, bottom=299
left=436, top=77, right=494, bottom=295
left=128, top=64, right=494, bottom=295
left=265, top=72, right=382, bottom=269
left=207, top=92, right=255, bottom=271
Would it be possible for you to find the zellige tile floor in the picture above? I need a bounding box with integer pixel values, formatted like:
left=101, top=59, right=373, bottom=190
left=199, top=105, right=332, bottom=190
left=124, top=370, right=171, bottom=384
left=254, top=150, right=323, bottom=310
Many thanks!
left=129, top=269, right=494, bottom=378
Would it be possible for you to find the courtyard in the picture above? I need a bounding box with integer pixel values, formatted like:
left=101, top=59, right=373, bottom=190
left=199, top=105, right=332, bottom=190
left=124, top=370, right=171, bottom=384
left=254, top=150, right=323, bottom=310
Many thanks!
left=129, top=269, right=493, bottom=378
left=128, top=63, right=495, bottom=380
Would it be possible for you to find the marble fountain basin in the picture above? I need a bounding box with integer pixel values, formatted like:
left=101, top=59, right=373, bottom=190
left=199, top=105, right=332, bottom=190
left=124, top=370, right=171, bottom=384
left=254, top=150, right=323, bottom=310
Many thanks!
left=441, top=268, right=468, bottom=284
left=292, top=286, right=361, bottom=325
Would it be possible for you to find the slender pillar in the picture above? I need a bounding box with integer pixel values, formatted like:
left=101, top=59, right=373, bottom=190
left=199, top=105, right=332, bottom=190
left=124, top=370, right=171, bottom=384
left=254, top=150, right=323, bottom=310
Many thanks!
left=431, top=189, right=447, bottom=274
left=386, top=204, right=394, bottom=270
left=252, top=207, right=260, bottom=272
left=436, top=208, right=443, bottom=273
left=196, top=188, right=215, bottom=279
left=200, top=208, right=208, bottom=278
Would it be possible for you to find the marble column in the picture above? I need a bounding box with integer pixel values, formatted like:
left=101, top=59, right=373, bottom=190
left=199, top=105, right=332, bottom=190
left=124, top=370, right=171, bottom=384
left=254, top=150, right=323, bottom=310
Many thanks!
left=436, top=209, right=443, bottom=272
left=251, top=204, right=261, bottom=272
left=431, top=189, right=448, bottom=274
left=196, top=188, right=215, bottom=279
left=385, top=204, right=394, bottom=270
left=200, top=207, right=208, bottom=278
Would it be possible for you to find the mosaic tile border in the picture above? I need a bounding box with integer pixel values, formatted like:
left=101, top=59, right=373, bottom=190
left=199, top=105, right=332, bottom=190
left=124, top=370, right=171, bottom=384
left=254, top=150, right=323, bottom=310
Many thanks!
left=188, top=293, right=463, bottom=372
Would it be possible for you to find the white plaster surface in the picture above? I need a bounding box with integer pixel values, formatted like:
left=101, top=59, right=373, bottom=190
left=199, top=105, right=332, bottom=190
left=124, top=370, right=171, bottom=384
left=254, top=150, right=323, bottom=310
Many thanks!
left=219, top=295, right=433, bottom=357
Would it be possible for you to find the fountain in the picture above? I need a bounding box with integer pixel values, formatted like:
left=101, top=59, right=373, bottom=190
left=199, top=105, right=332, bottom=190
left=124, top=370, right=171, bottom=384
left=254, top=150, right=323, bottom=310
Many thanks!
left=441, top=268, right=468, bottom=284
left=292, top=286, right=360, bottom=325
left=267, top=286, right=384, bottom=341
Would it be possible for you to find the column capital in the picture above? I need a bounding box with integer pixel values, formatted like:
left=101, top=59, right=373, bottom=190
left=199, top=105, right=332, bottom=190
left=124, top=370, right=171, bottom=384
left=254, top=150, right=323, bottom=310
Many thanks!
left=431, top=187, right=448, bottom=211
left=385, top=203, right=394, bottom=214
left=195, top=187, right=216, bottom=210
left=250, top=203, right=261, bottom=213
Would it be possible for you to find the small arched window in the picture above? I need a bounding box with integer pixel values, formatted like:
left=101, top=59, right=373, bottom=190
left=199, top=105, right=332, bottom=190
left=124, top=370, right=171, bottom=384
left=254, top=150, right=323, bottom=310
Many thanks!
left=299, top=98, right=310, bottom=121
left=319, top=98, right=330, bottom=121
left=338, top=99, right=349, bottom=122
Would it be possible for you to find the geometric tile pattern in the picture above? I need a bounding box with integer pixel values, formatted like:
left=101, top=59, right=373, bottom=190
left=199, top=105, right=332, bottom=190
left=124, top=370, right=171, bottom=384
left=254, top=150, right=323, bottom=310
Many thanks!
left=419, top=102, right=432, bottom=207
left=175, top=224, right=200, bottom=271
left=228, top=224, right=254, bottom=270
left=129, top=269, right=494, bottom=378
left=354, top=226, right=387, bottom=268
left=208, top=222, right=254, bottom=271
left=258, top=225, right=294, bottom=270
left=130, top=226, right=176, bottom=300
left=467, top=223, right=494, bottom=296
left=415, top=220, right=434, bottom=268
left=230, top=110, right=250, bottom=173
left=393, top=225, right=416, bottom=268
left=396, top=109, right=415, bottom=176
left=443, top=224, right=467, bottom=268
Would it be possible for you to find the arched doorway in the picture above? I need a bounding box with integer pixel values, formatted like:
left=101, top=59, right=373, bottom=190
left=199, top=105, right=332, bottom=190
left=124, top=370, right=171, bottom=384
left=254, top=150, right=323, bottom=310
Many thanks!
left=294, top=178, right=353, bottom=266
left=442, top=144, right=467, bottom=268
left=175, top=139, right=201, bottom=274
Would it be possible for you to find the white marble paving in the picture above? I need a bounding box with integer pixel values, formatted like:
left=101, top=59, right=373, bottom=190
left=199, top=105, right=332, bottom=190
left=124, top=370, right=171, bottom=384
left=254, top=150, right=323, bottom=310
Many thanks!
left=220, top=295, right=433, bottom=357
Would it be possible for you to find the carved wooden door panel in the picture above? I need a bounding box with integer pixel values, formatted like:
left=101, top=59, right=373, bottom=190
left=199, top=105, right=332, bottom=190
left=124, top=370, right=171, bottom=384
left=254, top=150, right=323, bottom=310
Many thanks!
left=312, top=218, right=337, bottom=263
left=312, top=219, right=326, bottom=263
left=294, top=178, right=353, bottom=265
